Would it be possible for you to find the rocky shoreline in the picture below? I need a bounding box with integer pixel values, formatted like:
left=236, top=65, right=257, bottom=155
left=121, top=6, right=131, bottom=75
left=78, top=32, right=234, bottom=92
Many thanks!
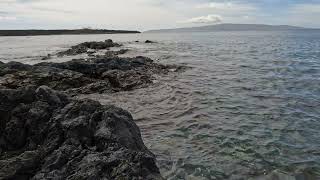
left=0, top=40, right=183, bottom=179
left=0, top=29, right=140, bottom=36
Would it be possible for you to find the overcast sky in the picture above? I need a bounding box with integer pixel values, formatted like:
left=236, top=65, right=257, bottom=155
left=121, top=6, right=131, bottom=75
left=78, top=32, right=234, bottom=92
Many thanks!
left=1, top=0, right=320, bottom=30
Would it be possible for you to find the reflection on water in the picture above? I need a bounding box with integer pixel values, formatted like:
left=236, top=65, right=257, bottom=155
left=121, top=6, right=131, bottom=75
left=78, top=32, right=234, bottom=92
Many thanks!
left=1, top=31, right=320, bottom=179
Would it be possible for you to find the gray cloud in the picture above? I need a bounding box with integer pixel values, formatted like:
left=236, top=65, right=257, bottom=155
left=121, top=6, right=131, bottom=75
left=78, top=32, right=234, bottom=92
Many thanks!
left=181, top=14, right=222, bottom=24
left=16, top=0, right=42, bottom=3
left=1, top=0, right=320, bottom=30
left=31, top=7, right=75, bottom=14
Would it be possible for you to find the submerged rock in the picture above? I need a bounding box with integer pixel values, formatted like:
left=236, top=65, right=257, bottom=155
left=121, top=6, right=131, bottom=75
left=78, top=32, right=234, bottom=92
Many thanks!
left=104, top=49, right=129, bottom=57
left=57, top=39, right=121, bottom=56
left=0, top=86, right=162, bottom=180
left=41, top=54, right=51, bottom=60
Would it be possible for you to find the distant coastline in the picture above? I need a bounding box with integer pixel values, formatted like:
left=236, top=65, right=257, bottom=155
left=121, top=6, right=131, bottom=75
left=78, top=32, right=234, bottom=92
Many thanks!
left=0, top=29, right=140, bottom=36
left=145, top=23, right=318, bottom=33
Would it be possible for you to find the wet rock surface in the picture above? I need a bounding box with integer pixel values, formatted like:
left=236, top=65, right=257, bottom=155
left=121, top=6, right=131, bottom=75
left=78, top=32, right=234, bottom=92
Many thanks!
left=0, top=56, right=183, bottom=96
left=57, top=39, right=121, bottom=56
left=0, top=86, right=162, bottom=180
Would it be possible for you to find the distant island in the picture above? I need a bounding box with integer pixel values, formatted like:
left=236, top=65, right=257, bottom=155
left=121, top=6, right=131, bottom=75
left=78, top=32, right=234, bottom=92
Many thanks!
left=0, top=28, right=140, bottom=36
left=145, top=23, right=315, bottom=33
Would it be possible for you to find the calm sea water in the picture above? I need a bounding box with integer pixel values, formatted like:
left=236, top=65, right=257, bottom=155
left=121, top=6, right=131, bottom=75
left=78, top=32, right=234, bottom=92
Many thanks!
left=1, top=31, right=320, bottom=180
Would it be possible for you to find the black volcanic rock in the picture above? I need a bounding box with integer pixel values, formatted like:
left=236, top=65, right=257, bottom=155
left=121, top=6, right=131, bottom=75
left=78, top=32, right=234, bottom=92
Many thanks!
left=0, top=61, right=95, bottom=91
left=0, top=56, right=182, bottom=95
left=57, top=39, right=121, bottom=56
left=0, top=86, right=162, bottom=180
left=145, top=40, right=156, bottom=43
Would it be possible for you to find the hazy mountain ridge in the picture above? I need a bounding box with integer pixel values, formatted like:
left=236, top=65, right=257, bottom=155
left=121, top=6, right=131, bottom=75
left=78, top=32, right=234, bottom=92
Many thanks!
left=145, top=23, right=313, bottom=33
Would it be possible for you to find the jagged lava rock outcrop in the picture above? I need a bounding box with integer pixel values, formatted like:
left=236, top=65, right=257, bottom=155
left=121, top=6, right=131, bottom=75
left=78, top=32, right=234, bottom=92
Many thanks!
left=0, top=86, right=163, bottom=180
left=57, top=39, right=121, bottom=56
left=0, top=56, right=182, bottom=95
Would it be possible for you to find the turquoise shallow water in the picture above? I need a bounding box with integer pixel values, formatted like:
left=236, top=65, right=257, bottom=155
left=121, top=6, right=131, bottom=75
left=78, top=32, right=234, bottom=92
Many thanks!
left=1, top=31, right=320, bottom=179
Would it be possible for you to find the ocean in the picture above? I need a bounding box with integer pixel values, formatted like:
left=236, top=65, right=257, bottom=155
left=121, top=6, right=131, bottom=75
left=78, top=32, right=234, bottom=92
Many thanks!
left=1, top=31, right=320, bottom=179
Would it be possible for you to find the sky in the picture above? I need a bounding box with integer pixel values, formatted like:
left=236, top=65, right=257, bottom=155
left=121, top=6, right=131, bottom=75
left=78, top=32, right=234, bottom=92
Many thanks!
left=0, top=0, right=320, bottom=30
